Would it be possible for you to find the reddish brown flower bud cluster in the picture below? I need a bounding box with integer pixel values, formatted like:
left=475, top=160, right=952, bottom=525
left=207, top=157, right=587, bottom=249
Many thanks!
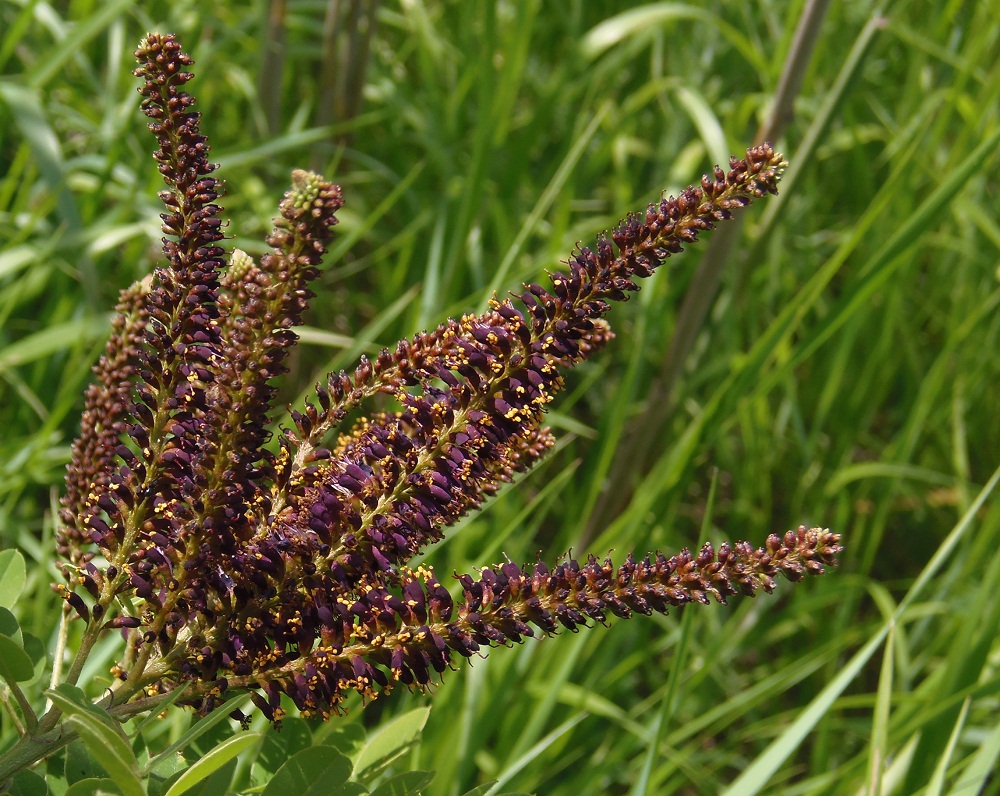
left=55, top=33, right=838, bottom=723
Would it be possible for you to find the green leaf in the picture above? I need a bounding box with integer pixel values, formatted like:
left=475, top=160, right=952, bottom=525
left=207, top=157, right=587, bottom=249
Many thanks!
left=47, top=682, right=91, bottom=709
left=47, top=684, right=120, bottom=730
left=64, top=779, right=124, bottom=796
left=254, top=716, right=313, bottom=779
left=66, top=713, right=143, bottom=796
left=578, top=3, right=763, bottom=72
left=164, top=759, right=237, bottom=796
left=147, top=752, right=188, bottom=784
left=23, top=632, right=46, bottom=665
left=11, top=632, right=48, bottom=686
left=352, top=707, right=430, bottom=780
left=0, top=317, right=111, bottom=374
left=0, top=549, right=27, bottom=606
left=721, top=464, right=1000, bottom=795
left=459, top=785, right=497, bottom=796
left=0, top=606, right=22, bottom=641
left=164, top=732, right=260, bottom=796
left=486, top=714, right=585, bottom=794
left=143, top=693, right=249, bottom=774
left=927, top=698, right=971, bottom=796
left=24, top=0, right=136, bottom=90
left=7, top=769, right=47, bottom=796
left=369, top=770, right=435, bottom=796
left=66, top=738, right=105, bottom=785
left=260, top=746, right=353, bottom=796
left=129, top=683, right=191, bottom=738
left=314, top=724, right=366, bottom=761
left=945, top=711, right=1000, bottom=796
left=580, top=3, right=712, bottom=57
left=866, top=620, right=896, bottom=794
left=0, top=633, right=34, bottom=682
left=0, top=244, right=41, bottom=280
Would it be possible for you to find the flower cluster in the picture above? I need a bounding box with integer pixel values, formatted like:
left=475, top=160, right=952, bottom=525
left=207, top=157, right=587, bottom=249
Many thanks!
left=55, top=32, right=840, bottom=723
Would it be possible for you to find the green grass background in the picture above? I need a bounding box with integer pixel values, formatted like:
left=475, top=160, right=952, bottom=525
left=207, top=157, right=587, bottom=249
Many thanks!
left=1, top=1, right=999, bottom=794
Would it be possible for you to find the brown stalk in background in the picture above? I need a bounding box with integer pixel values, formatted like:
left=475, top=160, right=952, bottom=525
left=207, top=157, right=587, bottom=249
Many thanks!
left=582, top=0, right=835, bottom=543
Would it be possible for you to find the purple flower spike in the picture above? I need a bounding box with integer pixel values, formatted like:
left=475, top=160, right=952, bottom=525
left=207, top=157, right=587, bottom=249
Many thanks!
left=53, top=32, right=837, bottom=724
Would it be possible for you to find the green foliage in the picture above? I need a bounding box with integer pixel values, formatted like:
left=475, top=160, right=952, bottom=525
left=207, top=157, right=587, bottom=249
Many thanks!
left=0, top=550, right=26, bottom=608
left=352, top=708, right=430, bottom=783
left=1, top=1, right=998, bottom=795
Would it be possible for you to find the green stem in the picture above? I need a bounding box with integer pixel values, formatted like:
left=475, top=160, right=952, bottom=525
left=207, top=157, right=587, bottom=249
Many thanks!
left=63, top=627, right=99, bottom=689
left=6, top=682, right=37, bottom=733
left=0, top=689, right=25, bottom=736
left=36, top=609, right=106, bottom=736
left=0, top=723, right=75, bottom=788
left=0, top=663, right=186, bottom=786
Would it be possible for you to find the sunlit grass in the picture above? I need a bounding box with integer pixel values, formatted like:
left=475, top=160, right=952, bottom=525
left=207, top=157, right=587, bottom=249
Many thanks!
left=1, top=1, right=998, bottom=794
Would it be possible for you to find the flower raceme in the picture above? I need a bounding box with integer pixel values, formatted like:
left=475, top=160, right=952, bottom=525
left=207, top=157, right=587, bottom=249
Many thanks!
left=55, top=32, right=841, bottom=723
